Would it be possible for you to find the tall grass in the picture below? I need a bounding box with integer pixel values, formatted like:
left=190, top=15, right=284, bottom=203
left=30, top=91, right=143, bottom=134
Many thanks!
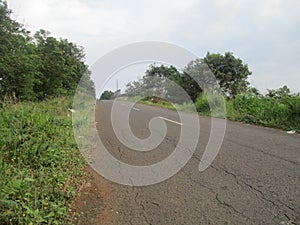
left=195, top=93, right=300, bottom=131
left=226, top=93, right=300, bottom=131
left=0, top=97, right=85, bottom=224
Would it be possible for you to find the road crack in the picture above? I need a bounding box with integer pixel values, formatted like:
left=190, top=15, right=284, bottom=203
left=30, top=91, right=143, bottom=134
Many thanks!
left=211, top=163, right=298, bottom=223
left=225, top=137, right=299, bottom=166
left=215, top=194, right=250, bottom=220
left=133, top=190, right=152, bottom=225
left=181, top=169, right=250, bottom=221
left=191, top=155, right=298, bottom=223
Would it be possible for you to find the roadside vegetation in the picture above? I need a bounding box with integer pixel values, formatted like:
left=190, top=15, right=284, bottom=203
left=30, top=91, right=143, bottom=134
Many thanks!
left=0, top=97, right=85, bottom=224
left=135, top=88, right=300, bottom=132
left=0, top=2, right=92, bottom=224
left=196, top=88, right=300, bottom=131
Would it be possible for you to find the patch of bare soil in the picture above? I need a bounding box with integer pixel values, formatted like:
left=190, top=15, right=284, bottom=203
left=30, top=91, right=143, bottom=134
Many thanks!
left=70, top=166, right=119, bottom=225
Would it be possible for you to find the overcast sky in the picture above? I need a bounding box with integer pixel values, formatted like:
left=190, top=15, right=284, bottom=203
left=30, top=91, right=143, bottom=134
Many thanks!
left=8, top=0, right=300, bottom=94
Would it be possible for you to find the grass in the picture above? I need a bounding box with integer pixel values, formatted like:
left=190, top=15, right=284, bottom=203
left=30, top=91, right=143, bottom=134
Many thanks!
left=0, top=97, right=85, bottom=224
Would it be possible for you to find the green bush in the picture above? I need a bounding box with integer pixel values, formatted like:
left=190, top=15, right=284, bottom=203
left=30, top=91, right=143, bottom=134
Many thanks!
left=195, top=94, right=226, bottom=117
left=195, top=94, right=210, bottom=114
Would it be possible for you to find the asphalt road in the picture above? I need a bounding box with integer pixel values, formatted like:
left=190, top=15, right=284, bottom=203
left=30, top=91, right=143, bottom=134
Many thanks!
left=94, top=100, right=299, bottom=225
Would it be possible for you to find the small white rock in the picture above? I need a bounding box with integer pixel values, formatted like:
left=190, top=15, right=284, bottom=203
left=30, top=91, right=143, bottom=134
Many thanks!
left=287, top=130, right=296, bottom=134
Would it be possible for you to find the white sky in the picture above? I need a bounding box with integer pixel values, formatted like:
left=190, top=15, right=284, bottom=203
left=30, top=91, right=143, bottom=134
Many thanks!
left=8, top=0, right=300, bottom=94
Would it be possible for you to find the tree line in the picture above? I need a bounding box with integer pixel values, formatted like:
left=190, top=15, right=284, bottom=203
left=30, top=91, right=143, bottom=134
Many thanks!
left=124, top=52, right=252, bottom=103
left=0, top=1, right=94, bottom=101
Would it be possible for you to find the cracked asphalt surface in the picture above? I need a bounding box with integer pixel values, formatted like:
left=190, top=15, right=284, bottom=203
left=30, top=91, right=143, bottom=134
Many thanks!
left=94, top=100, right=300, bottom=225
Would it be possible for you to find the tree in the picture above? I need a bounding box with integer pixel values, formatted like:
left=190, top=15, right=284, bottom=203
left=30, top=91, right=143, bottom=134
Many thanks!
left=143, top=64, right=202, bottom=103
left=266, top=85, right=291, bottom=99
left=125, top=53, right=252, bottom=103
left=0, top=0, right=38, bottom=100
left=125, top=80, right=144, bottom=97
left=34, top=30, right=90, bottom=99
left=203, top=52, right=252, bottom=97
left=247, top=87, right=261, bottom=96
left=100, top=90, right=114, bottom=100
left=0, top=1, right=94, bottom=101
left=125, top=64, right=213, bottom=103
left=125, top=65, right=182, bottom=102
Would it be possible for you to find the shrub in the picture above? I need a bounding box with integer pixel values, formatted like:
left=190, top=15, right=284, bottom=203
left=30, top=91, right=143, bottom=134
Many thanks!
left=195, top=94, right=210, bottom=114
left=195, top=94, right=226, bottom=117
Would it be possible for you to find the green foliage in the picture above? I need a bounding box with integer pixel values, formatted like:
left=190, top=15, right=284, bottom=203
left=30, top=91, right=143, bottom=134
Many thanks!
left=33, top=30, right=92, bottom=99
left=125, top=64, right=201, bottom=103
left=144, top=65, right=189, bottom=102
left=195, top=86, right=299, bottom=131
left=195, top=94, right=226, bottom=118
left=0, top=1, right=38, bottom=100
left=100, top=90, right=114, bottom=100
left=266, top=85, right=291, bottom=99
left=145, top=64, right=202, bottom=102
left=0, top=2, right=94, bottom=101
left=0, top=97, right=85, bottom=224
left=203, top=52, right=252, bottom=97
left=125, top=53, right=252, bottom=104
left=195, top=94, right=210, bottom=113
left=226, top=89, right=300, bottom=131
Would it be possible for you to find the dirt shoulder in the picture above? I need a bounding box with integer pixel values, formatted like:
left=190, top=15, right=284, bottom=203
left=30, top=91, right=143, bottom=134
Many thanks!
left=70, top=166, right=120, bottom=225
